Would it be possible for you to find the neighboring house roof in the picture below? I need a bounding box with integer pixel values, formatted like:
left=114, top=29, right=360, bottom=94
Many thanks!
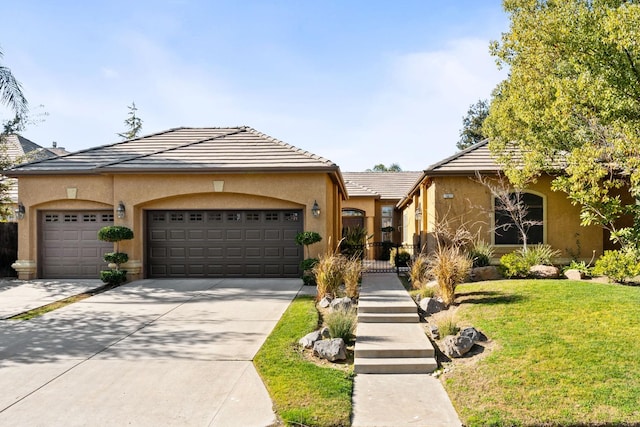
left=397, top=139, right=501, bottom=209
left=5, top=126, right=347, bottom=196
left=425, top=139, right=500, bottom=176
left=2, top=134, right=62, bottom=203
left=342, top=171, right=423, bottom=200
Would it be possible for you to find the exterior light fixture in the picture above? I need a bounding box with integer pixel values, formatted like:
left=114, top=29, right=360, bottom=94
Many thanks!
left=15, top=202, right=25, bottom=220
left=116, top=201, right=126, bottom=219
left=415, top=206, right=422, bottom=222
left=311, top=200, right=321, bottom=217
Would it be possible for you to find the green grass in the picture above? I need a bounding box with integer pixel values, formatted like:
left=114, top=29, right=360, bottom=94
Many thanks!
left=254, top=295, right=353, bottom=427
left=444, top=279, right=640, bottom=426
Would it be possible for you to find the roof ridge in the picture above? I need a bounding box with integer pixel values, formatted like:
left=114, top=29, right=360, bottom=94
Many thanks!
left=242, top=126, right=337, bottom=168
left=95, top=128, right=245, bottom=169
left=425, top=138, right=490, bottom=172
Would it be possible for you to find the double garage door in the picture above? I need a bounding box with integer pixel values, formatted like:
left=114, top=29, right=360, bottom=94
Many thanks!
left=146, top=209, right=303, bottom=278
left=40, top=209, right=303, bottom=279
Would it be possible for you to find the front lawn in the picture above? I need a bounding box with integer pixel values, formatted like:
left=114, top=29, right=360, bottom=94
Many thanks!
left=443, top=279, right=640, bottom=426
left=254, top=295, right=353, bottom=427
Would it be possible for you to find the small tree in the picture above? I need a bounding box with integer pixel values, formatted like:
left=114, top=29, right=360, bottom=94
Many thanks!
left=295, top=231, right=322, bottom=259
left=98, top=225, right=134, bottom=286
left=117, top=102, right=143, bottom=140
left=475, top=172, right=542, bottom=251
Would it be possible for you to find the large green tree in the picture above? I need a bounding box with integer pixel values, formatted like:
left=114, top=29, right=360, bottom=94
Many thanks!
left=457, top=99, right=489, bottom=150
left=485, top=0, right=640, bottom=250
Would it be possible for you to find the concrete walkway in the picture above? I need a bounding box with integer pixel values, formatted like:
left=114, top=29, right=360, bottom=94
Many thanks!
left=351, top=273, right=462, bottom=427
left=0, top=279, right=103, bottom=319
left=0, top=278, right=303, bottom=426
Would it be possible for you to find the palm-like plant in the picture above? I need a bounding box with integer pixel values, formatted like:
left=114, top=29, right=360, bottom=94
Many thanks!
left=0, top=49, right=28, bottom=118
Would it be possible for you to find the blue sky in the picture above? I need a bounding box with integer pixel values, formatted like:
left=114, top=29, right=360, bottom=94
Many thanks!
left=1, top=1, right=508, bottom=171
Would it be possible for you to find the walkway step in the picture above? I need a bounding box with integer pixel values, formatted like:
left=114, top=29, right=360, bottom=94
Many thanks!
left=354, top=357, right=438, bottom=374
left=357, top=299, right=417, bottom=314
left=357, top=312, right=418, bottom=323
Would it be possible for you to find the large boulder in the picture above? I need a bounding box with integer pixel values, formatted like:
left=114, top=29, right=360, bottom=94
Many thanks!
left=299, top=330, right=322, bottom=349
left=313, top=338, right=346, bottom=361
left=529, top=265, right=561, bottom=279
left=318, top=296, right=332, bottom=308
left=564, top=269, right=585, bottom=281
left=471, top=266, right=502, bottom=282
left=460, top=327, right=487, bottom=343
left=442, top=335, right=475, bottom=358
left=419, top=297, right=445, bottom=316
left=330, top=297, right=353, bottom=311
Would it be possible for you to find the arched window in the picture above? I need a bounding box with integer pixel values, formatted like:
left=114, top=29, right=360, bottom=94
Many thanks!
left=494, top=192, right=544, bottom=245
left=342, top=209, right=365, bottom=231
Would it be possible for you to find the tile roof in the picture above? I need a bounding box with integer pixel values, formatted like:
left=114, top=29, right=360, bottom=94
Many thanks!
left=425, top=139, right=500, bottom=175
left=5, top=127, right=340, bottom=175
left=342, top=171, right=423, bottom=200
left=2, top=134, right=60, bottom=203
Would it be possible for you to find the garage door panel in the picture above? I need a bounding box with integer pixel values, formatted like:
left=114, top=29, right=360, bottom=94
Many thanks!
left=225, top=230, right=242, bottom=240
left=147, top=209, right=302, bottom=278
left=264, top=230, right=280, bottom=240
left=41, top=210, right=113, bottom=278
left=245, top=229, right=262, bottom=240
left=169, top=230, right=187, bottom=240
left=169, top=247, right=185, bottom=258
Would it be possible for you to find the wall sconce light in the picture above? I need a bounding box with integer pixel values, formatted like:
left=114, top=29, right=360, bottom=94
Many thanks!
left=311, top=200, right=321, bottom=217
left=415, top=206, right=422, bottom=222
left=15, top=202, right=25, bottom=220
left=116, top=201, right=126, bottom=219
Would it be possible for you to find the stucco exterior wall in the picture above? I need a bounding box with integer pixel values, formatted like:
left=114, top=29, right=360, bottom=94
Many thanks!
left=403, top=174, right=603, bottom=263
left=13, top=171, right=342, bottom=279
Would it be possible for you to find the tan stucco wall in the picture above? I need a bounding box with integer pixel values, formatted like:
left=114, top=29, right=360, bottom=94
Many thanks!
left=403, top=174, right=603, bottom=262
left=14, top=172, right=342, bottom=279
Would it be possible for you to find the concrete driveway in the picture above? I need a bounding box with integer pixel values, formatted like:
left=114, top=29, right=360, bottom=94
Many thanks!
left=0, top=278, right=303, bottom=426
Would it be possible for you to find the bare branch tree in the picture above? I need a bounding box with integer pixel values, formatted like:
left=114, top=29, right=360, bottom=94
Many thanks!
left=474, top=172, right=542, bottom=251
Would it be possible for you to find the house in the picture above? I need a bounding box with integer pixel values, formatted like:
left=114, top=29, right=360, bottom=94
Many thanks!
left=397, top=140, right=604, bottom=262
left=1, top=134, right=66, bottom=221
left=5, top=127, right=347, bottom=280
left=341, top=171, right=422, bottom=259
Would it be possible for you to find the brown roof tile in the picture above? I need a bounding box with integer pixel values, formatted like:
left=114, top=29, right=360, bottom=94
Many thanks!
left=342, top=171, right=422, bottom=200
left=6, top=127, right=340, bottom=175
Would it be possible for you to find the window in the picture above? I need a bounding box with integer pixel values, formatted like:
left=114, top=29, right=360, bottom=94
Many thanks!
left=494, top=192, right=544, bottom=245
left=381, top=205, right=394, bottom=242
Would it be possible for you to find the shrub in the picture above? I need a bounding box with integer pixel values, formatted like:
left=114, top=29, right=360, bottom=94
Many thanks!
left=300, top=258, right=319, bottom=271
left=563, top=259, right=593, bottom=276
left=97, top=225, right=134, bottom=243
left=429, top=246, right=472, bottom=307
left=313, top=253, right=344, bottom=299
left=103, top=252, right=128, bottom=266
left=343, top=257, right=363, bottom=298
left=520, top=244, right=560, bottom=266
left=295, top=231, right=322, bottom=259
left=325, top=307, right=357, bottom=343
left=390, top=248, right=411, bottom=267
left=409, top=254, right=430, bottom=289
left=340, top=226, right=369, bottom=259
left=100, top=270, right=127, bottom=286
left=469, top=240, right=494, bottom=267
left=499, top=252, right=530, bottom=278
left=593, top=250, right=640, bottom=283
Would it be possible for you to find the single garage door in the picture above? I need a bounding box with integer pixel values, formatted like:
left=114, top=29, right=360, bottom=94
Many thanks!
left=40, top=211, right=114, bottom=278
left=147, top=210, right=303, bottom=278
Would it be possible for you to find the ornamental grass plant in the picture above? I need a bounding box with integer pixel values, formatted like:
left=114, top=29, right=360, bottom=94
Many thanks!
left=429, top=246, right=472, bottom=307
